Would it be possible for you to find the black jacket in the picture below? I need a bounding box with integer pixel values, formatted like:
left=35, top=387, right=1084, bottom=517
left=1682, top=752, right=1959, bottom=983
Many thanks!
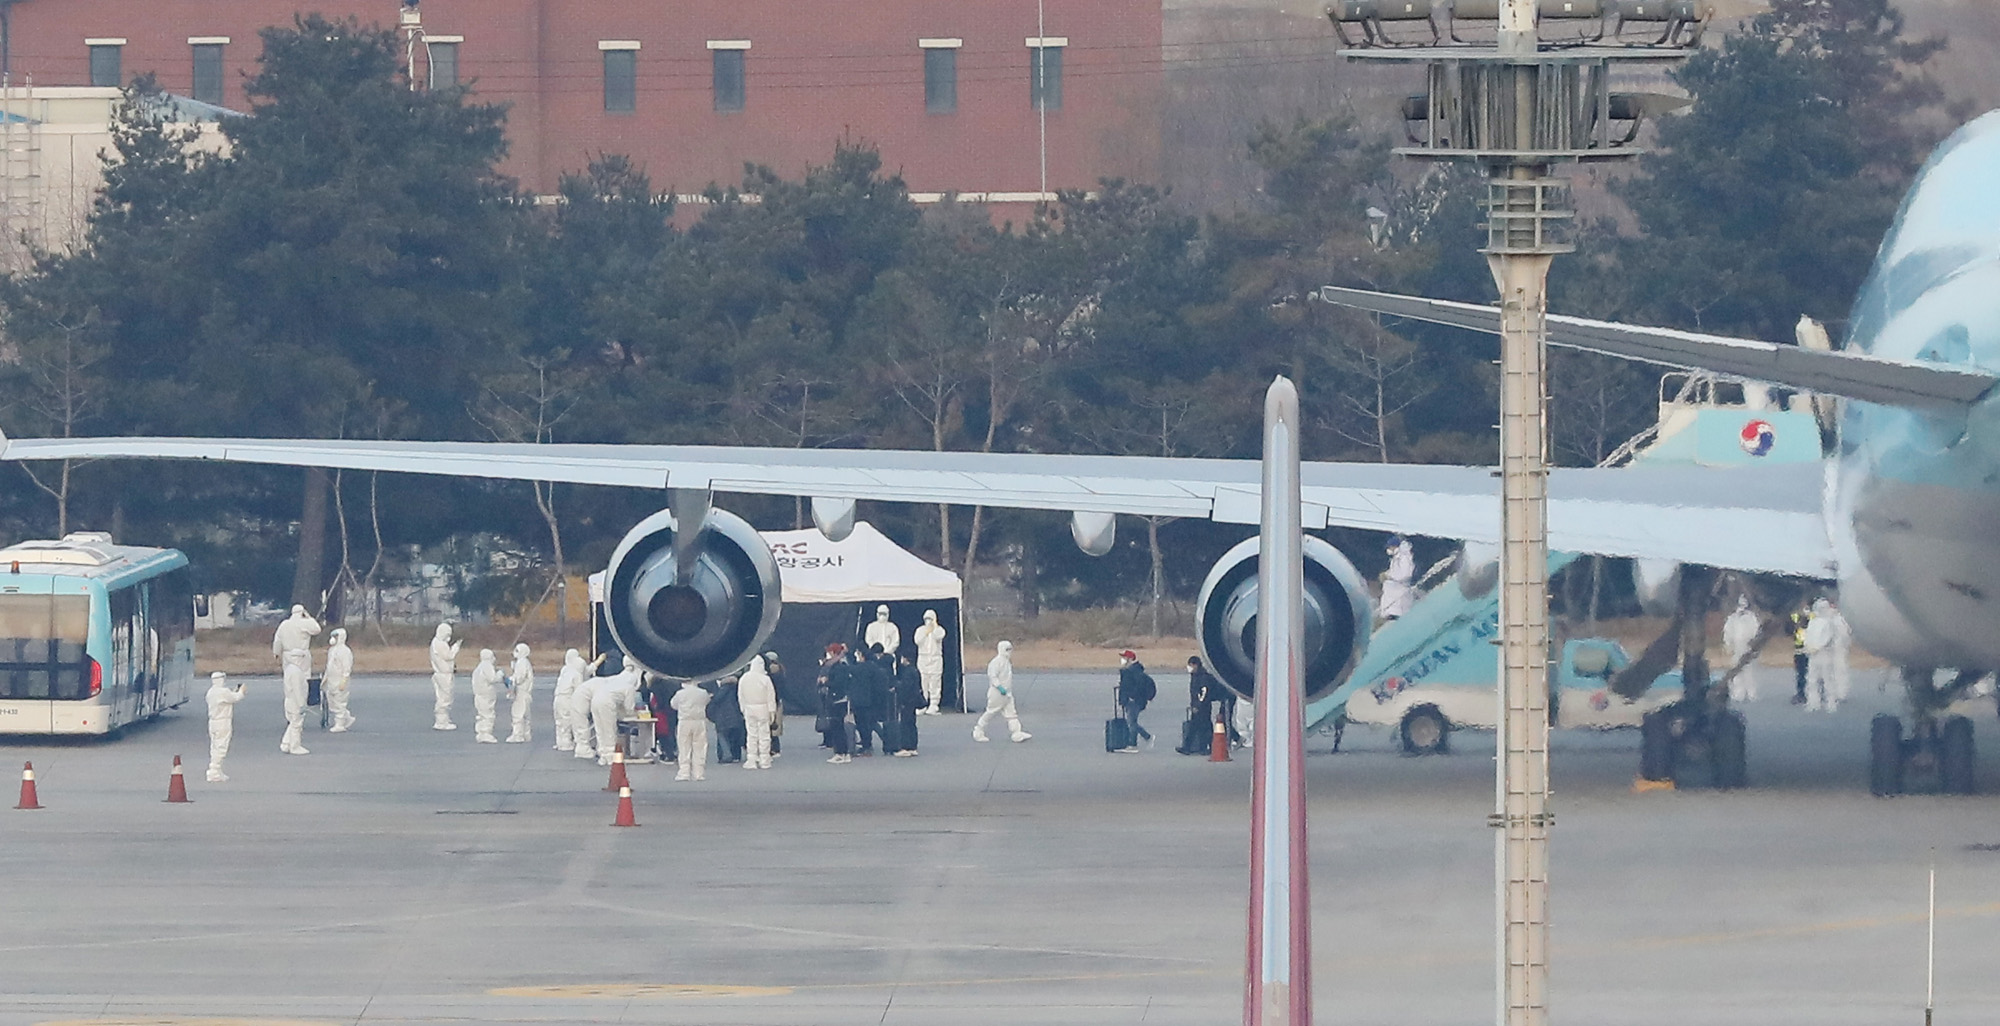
left=1118, top=662, right=1157, bottom=710
left=1188, top=667, right=1221, bottom=707
left=852, top=659, right=892, bottom=714
left=893, top=663, right=925, bottom=711
left=706, top=681, right=745, bottom=729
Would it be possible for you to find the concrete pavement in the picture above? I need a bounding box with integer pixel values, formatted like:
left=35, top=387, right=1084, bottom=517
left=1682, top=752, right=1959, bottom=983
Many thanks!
left=2, top=665, right=1997, bottom=1025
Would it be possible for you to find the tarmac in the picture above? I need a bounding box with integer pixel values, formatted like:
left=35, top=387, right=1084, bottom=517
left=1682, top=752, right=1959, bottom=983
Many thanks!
left=2, top=663, right=1997, bottom=1025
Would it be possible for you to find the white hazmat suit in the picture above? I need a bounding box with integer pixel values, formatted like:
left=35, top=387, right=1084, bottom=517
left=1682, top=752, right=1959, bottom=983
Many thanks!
left=865, top=605, right=901, bottom=658
left=670, top=681, right=713, bottom=781
left=1802, top=598, right=1852, bottom=712
left=507, top=643, right=534, bottom=743
left=1379, top=538, right=1417, bottom=620
left=738, top=656, right=777, bottom=770
left=973, top=641, right=1030, bottom=743
left=570, top=673, right=605, bottom=760
left=592, top=665, right=643, bottom=765
left=205, top=672, right=245, bottom=782
left=470, top=649, right=503, bottom=743
left=552, top=649, right=586, bottom=751
left=324, top=627, right=355, bottom=731
left=272, top=605, right=320, bottom=755
left=429, top=623, right=462, bottom=730
left=1722, top=596, right=1761, bottom=703
left=914, top=609, right=947, bottom=714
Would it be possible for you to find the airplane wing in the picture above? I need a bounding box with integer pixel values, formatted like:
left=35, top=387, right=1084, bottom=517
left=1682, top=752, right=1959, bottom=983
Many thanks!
left=1318, top=285, right=1999, bottom=411
left=1, top=432, right=1835, bottom=578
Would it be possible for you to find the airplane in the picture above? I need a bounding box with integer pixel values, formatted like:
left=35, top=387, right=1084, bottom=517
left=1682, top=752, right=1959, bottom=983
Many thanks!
left=4, top=110, right=1997, bottom=797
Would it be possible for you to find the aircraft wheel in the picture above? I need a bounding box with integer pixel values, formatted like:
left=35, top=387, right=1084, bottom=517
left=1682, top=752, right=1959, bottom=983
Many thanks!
left=1639, top=710, right=1674, bottom=782
left=1869, top=714, right=1905, bottom=797
left=1399, top=706, right=1449, bottom=756
left=1940, top=715, right=1977, bottom=795
left=1711, top=710, right=1748, bottom=790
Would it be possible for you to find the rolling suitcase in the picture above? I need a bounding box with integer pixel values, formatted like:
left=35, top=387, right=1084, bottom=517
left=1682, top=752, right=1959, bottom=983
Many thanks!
left=1178, top=711, right=1207, bottom=755
left=1104, top=688, right=1134, bottom=752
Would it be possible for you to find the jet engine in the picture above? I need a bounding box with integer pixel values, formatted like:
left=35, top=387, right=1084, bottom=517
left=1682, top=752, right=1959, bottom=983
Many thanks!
left=601, top=507, right=782, bottom=681
left=1195, top=535, right=1374, bottom=701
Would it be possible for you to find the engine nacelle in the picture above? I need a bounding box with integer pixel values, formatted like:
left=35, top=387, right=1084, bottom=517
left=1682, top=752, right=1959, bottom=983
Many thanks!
left=1196, top=535, right=1373, bottom=702
left=602, top=507, right=782, bottom=681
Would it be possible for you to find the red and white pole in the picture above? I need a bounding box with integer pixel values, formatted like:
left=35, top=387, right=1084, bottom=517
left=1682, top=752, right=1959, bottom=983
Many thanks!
left=1244, top=377, right=1309, bottom=1026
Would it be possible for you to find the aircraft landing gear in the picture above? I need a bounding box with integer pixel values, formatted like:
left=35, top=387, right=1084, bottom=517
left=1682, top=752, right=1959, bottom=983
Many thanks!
left=1870, top=712, right=1977, bottom=796
left=1640, top=702, right=1749, bottom=790
left=1873, top=667, right=1984, bottom=796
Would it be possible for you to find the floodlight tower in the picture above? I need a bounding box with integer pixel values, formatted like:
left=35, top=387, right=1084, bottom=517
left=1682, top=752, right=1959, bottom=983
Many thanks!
left=1325, top=2, right=1705, bottom=1024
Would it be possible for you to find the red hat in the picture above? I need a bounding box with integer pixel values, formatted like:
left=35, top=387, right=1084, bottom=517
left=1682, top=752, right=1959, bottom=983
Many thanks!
left=1119, top=650, right=1137, bottom=660
left=826, top=642, right=846, bottom=655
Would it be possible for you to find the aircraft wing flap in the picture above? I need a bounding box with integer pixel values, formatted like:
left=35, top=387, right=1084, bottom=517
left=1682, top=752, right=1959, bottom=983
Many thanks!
left=1319, top=285, right=1998, bottom=410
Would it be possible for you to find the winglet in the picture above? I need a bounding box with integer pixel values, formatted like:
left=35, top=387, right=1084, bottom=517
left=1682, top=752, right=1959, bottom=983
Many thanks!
left=0, top=424, right=9, bottom=460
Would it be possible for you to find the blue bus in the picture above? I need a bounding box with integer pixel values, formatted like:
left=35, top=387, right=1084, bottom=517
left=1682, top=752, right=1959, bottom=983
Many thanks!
left=0, top=533, right=196, bottom=735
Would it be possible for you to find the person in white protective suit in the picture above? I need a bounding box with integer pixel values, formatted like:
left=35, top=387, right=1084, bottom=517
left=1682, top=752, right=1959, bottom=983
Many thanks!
left=864, top=604, right=901, bottom=659
left=506, top=643, right=535, bottom=743
left=323, top=627, right=356, bottom=732
left=570, top=665, right=607, bottom=760
left=738, top=655, right=778, bottom=770
left=1802, top=598, right=1852, bottom=712
left=272, top=604, right=320, bottom=755
left=429, top=622, right=462, bottom=730
left=592, top=662, right=644, bottom=765
left=670, top=679, right=713, bottom=780
left=470, top=649, right=503, bottom=743
left=551, top=649, right=588, bottom=751
left=1722, top=596, right=1762, bottom=703
left=205, top=672, right=246, bottom=782
left=1379, top=536, right=1417, bottom=621
left=914, top=609, right=947, bottom=715
left=972, top=641, right=1031, bottom=743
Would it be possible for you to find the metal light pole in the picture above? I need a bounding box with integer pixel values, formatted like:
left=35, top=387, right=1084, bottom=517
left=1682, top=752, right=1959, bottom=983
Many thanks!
left=1325, top=2, right=1704, bottom=1023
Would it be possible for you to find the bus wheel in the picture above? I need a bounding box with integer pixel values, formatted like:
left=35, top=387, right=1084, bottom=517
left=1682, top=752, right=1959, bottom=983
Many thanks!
left=1400, top=706, right=1448, bottom=756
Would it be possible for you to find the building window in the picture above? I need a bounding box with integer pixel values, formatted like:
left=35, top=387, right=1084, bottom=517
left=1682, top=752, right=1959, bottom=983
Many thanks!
left=86, top=40, right=124, bottom=88
left=428, top=38, right=460, bottom=89
left=599, top=42, right=639, bottom=113
left=708, top=41, right=749, bottom=113
left=1027, top=38, right=1065, bottom=112
left=189, top=41, right=226, bottom=106
left=920, top=40, right=960, bottom=115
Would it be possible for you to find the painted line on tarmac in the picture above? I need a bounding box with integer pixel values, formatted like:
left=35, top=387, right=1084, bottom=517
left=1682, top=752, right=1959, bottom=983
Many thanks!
left=487, top=968, right=1218, bottom=1000
left=35, top=1018, right=334, bottom=1026
left=579, top=898, right=1214, bottom=965
left=0, top=900, right=546, bottom=954
left=1603, top=900, right=2000, bottom=954
left=490, top=984, right=793, bottom=999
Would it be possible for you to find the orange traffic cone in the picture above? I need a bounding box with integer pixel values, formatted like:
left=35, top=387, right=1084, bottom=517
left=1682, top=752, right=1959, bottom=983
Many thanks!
left=15, top=761, right=41, bottom=809
left=1209, top=719, right=1231, bottom=762
left=164, top=755, right=192, bottom=804
left=612, top=785, right=638, bottom=827
left=604, top=750, right=629, bottom=792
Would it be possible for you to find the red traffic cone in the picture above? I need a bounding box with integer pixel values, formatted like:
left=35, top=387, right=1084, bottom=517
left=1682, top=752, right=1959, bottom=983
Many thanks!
left=612, top=785, right=638, bottom=827
left=604, top=750, right=630, bottom=792
left=165, top=755, right=192, bottom=804
left=15, top=761, right=42, bottom=809
left=1209, top=718, right=1231, bottom=762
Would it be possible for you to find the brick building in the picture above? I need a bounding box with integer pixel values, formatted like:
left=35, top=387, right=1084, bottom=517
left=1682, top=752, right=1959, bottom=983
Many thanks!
left=1, top=0, right=1163, bottom=202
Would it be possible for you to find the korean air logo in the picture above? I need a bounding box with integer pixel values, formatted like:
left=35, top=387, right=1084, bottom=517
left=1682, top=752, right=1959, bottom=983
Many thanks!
left=1739, top=419, right=1775, bottom=457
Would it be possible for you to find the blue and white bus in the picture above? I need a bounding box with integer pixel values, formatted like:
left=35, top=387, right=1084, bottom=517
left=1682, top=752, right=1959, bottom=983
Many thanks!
left=0, top=533, right=196, bottom=735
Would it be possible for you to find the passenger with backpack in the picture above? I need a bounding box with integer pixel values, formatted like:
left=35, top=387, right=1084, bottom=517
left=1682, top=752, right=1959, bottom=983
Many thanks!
left=1113, top=650, right=1156, bottom=753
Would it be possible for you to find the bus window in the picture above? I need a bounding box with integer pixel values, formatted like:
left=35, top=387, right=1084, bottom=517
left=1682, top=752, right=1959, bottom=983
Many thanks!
left=0, top=595, right=92, bottom=701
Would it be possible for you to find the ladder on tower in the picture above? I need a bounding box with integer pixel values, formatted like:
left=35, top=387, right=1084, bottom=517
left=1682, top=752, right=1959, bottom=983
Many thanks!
left=0, top=74, right=44, bottom=271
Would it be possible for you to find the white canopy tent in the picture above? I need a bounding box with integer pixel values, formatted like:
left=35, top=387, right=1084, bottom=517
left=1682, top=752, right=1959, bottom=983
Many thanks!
left=587, top=522, right=966, bottom=709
